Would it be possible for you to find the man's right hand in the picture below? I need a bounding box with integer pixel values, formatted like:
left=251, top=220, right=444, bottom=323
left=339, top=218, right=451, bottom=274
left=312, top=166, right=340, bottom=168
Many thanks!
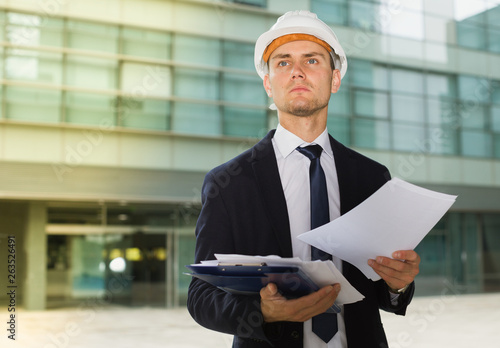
left=260, top=283, right=341, bottom=323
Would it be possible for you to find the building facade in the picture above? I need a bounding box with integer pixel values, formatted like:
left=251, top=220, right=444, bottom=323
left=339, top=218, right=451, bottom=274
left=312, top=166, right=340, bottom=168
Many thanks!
left=0, top=0, right=499, bottom=310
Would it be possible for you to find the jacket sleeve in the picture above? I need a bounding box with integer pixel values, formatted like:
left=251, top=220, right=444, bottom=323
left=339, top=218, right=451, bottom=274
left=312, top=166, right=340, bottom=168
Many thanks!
left=186, top=171, right=271, bottom=343
left=376, top=279, right=415, bottom=315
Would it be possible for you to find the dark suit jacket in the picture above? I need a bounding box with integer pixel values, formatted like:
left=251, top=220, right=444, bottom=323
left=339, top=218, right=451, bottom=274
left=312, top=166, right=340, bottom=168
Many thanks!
left=187, top=130, right=414, bottom=348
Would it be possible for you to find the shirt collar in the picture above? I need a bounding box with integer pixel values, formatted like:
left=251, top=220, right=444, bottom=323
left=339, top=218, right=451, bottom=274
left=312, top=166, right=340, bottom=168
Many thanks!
left=274, top=124, right=333, bottom=159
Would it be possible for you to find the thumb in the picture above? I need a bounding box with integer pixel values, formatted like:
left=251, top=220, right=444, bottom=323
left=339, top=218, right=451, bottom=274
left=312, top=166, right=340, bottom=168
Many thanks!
left=261, top=283, right=278, bottom=298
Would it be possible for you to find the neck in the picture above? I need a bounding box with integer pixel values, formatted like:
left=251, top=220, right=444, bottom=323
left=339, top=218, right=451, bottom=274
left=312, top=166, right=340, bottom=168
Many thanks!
left=278, top=111, right=327, bottom=143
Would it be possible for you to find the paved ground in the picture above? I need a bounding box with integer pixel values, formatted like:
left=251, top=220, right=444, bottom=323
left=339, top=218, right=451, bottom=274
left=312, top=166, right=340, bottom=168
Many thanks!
left=2, top=293, right=499, bottom=348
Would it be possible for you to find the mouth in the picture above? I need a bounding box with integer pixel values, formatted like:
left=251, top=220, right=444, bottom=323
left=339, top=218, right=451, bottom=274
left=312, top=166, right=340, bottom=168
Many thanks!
left=290, top=85, right=311, bottom=93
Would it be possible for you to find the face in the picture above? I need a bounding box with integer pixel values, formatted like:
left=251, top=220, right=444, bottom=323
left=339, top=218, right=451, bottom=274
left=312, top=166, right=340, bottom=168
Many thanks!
left=263, top=40, right=341, bottom=118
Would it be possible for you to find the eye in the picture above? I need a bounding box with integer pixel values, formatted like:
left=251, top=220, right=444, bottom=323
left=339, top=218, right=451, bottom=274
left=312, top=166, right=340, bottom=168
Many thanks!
left=278, top=61, right=289, bottom=67
left=307, top=58, right=318, bottom=64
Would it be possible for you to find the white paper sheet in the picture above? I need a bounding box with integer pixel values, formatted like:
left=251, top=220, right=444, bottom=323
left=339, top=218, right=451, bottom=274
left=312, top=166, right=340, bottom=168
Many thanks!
left=297, top=177, right=457, bottom=280
left=213, top=254, right=365, bottom=305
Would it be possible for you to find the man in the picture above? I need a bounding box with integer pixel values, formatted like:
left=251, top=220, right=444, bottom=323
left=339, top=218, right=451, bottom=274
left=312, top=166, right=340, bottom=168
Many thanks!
left=187, top=10, right=420, bottom=348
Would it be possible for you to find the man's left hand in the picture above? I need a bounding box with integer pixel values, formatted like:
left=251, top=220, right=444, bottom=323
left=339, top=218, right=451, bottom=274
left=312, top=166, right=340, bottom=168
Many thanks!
left=368, top=250, right=420, bottom=292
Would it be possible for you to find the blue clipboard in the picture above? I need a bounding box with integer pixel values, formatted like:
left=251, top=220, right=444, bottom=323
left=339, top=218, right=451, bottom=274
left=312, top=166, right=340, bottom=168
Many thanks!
left=185, top=264, right=319, bottom=297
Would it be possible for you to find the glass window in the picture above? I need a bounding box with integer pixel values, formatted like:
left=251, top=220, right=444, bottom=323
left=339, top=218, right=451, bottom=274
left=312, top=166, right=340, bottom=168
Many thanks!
left=492, top=81, right=500, bottom=104
left=391, top=94, right=425, bottom=123
left=353, top=118, right=390, bottom=150
left=423, top=0, right=455, bottom=18
left=65, top=92, right=116, bottom=127
left=495, top=134, right=500, bottom=159
left=223, top=107, right=266, bottom=137
left=65, top=55, right=117, bottom=90
left=426, top=73, right=457, bottom=98
left=312, top=0, right=348, bottom=26
left=39, top=17, right=64, bottom=47
left=173, top=34, right=221, bottom=67
left=392, top=123, right=426, bottom=152
left=5, top=86, right=61, bottom=123
left=66, top=20, right=119, bottom=53
left=5, top=49, right=62, bottom=84
left=429, top=125, right=459, bottom=155
left=350, top=1, right=380, bottom=31
left=7, top=14, right=65, bottom=47
left=222, top=73, right=266, bottom=105
left=384, top=8, right=425, bottom=40
left=391, top=68, right=424, bottom=95
left=329, top=89, right=351, bottom=117
left=223, top=41, right=255, bottom=71
left=0, top=15, right=4, bottom=43
left=121, top=63, right=171, bottom=99
left=172, top=102, right=221, bottom=136
left=121, top=28, right=171, bottom=60
left=492, top=105, right=500, bottom=132
left=120, top=98, right=170, bottom=131
left=458, top=76, right=490, bottom=103
left=6, top=12, right=41, bottom=46
left=454, top=0, right=488, bottom=23
left=424, top=15, right=451, bottom=43
left=459, top=103, right=488, bottom=129
left=174, top=68, right=218, bottom=100
left=461, top=130, right=492, bottom=157
left=486, top=5, right=500, bottom=27
left=327, top=116, right=350, bottom=145
left=350, top=59, right=389, bottom=90
left=482, top=214, right=500, bottom=290
left=456, top=21, right=487, bottom=50
left=427, top=98, right=457, bottom=126
left=354, top=90, right=389, bottom=119
left=488, top=26, right=500, bottom=53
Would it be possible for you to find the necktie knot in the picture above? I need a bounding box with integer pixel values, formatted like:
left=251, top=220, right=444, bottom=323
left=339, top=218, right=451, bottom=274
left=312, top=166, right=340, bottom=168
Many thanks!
left=297, top=144, right=323, bottom=161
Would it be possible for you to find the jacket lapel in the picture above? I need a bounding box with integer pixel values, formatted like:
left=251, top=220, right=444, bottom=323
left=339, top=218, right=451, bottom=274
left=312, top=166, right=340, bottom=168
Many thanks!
left=250, top=130, right=293, bottom=257
left=329, top=135, right=358, bottom=215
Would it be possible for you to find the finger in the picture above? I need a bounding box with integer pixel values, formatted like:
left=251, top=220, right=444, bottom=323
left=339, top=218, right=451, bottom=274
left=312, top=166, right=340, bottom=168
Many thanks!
left=290, top=284, right=341, bottom=319
left=369, top=258, right=418, bottom=290
left=370, top=256, right=409, bottom=273
left=393, top=250, right=420, bottom=264
left=260, top=283, right=282, bottom=300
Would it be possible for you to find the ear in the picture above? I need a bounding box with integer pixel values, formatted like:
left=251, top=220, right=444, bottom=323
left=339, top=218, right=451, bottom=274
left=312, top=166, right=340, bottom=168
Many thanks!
left=330, top=69, right=341, bottom=94
left=263, top=74, right=273, bottom=98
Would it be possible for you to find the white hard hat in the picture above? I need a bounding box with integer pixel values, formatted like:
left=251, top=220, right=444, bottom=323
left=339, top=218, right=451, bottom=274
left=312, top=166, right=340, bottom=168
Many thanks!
left=254, top=10, right=347, bottom=80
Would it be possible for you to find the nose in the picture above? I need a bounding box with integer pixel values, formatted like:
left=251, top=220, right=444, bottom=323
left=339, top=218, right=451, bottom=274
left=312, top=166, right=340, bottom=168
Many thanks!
left=291, top=63, right=305, bottom=80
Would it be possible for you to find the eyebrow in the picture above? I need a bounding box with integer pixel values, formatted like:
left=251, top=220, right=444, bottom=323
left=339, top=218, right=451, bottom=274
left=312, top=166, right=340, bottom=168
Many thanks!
left=270, top=51, right=327, bottom=61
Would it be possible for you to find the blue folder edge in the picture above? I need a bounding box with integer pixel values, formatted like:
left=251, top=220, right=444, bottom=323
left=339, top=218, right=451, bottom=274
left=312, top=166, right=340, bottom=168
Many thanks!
left=185, top=264, right=341, bottom=313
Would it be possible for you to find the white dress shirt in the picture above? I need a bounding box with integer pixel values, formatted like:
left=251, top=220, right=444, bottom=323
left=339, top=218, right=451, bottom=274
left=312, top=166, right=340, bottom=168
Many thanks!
left=271, top=124, right=347, bottom=348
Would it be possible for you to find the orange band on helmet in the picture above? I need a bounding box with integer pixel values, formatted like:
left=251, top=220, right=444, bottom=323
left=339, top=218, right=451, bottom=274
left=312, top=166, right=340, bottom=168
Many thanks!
left=262, top=34, right=332, bottom=63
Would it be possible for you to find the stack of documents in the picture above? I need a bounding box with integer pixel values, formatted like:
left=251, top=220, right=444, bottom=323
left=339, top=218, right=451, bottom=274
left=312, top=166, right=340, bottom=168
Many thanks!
left=186, top=254, right=365, bottom=305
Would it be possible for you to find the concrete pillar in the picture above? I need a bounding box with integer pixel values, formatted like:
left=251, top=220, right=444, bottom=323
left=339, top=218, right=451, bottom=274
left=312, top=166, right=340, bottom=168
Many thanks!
left=23, top=202, right=47, bottom=310
left=0, top=202, right=27, bottom=307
